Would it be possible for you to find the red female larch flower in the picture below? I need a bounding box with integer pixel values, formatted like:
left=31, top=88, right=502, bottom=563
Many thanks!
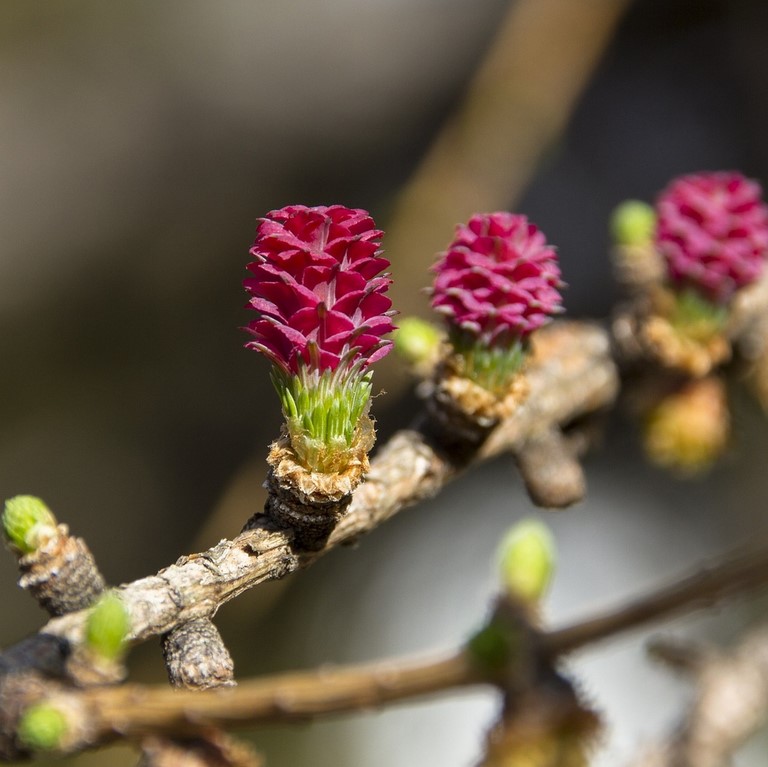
left=656, top=171, right=768, bottom=304
left=244, top=204, right=394, bottom=375
left=244, top=205, right=395, bottom=472
left=431, top=212, right=563, bottom=393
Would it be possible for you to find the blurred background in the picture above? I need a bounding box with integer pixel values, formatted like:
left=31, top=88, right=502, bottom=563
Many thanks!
left=1, top=0, right=768, bottom=764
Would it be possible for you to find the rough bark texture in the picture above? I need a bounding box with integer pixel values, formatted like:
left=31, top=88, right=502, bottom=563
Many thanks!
left=162, top=618, right=235, bottom=691
left=16, top=526, right=106, bottom=617
left=16, top=322, right=615, bottom=666
left=3, top=539, right=768, bottom=759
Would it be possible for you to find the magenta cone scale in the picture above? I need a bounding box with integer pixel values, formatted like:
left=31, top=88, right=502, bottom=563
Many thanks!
left=431, top=213, right=563, bottom=348
left=430, top=212, right=563, bottom=396
left=656, top=172, right=768, bottom=304
left=244, top=205, right=394, bottom=473
left=244, top=205, right=394, bottom=376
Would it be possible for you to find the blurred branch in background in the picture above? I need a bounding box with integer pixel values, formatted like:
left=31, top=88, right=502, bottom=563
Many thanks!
left=11, top=322, right=615, bottom=658
left=631, top=625, right=768, bottom=767
left=200, top=0, right=634, bottom=548
left=7, top=535, right=768, bottom=758
left=386, top=0, right=632, bottom=318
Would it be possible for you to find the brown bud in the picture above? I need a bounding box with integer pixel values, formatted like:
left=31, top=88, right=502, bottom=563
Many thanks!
left=634, top=288, right=730, bottom=377
left=514, top=429, right=586, bottom=509
left=427, top=351, right=530, bottom=458
left=162, top=618, right=235, bottom=690
left=611, top=243, right=664, bottom=292
left=643, top=377, right=729, bottom=475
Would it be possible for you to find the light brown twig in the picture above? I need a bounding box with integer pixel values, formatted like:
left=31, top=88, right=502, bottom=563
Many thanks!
left=37, top=652, right=478, bottom=754
left=629, top=625, right=768, bottom=767
left=7, top=541, right=768, bottom=759
left=544, top=545, right=768, bottom=656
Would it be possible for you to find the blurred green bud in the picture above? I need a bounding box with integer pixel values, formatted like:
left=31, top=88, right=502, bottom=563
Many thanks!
left=467, top=622, right=515, bottom=673
left=498, top=518, right=556, bottom=605
left=393, top=317, right=441, bottom=367
left=670, top=287, right=728, bottom=343
left=86, top=591, right=130, bottom=661
left=610, top=200, right=656, bottom=247
left=3, top=496, right=57, bottom=555
left=18, top=703, right=69, bottom=751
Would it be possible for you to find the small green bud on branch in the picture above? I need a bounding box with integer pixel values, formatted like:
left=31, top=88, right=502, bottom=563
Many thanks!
left=393, top=317, right=442, bottom=372
left=498, top=518, right=556, bottom=606
left=3, top=495, right=107, bottom=616
left=17, top=703, right=70, bottom=752
left=610, top=200, right=656, bottom=247
left=85, top=591, right=130, bottom=661
left=3, top=496, right=57, bottom=555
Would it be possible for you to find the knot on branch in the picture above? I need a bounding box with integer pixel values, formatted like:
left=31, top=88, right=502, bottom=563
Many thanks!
left=162, top=618, right=235, bottom=690
left=513, top=428, right=586, bottom=509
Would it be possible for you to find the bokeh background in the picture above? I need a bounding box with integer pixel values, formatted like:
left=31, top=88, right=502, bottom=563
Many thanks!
left=1, top=0, right=768, bottom=764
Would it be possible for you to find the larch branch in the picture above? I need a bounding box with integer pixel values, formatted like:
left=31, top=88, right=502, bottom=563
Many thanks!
left=544, top=544, right=768, bottom=656
left=20, top=542, right=768, bottom=756
left=33, top=322, right=617, bottom=655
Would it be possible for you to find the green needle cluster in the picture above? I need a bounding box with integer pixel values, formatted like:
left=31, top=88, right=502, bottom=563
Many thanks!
left=273, top=366, right=373, bottom=473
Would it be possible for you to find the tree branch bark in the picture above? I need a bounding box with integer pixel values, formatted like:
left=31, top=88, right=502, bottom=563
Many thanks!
left=629, top=625, right=768, bottom=767
left=15, top=541, right=768, bottom=757
left=29, top=322, right=616, bottom=659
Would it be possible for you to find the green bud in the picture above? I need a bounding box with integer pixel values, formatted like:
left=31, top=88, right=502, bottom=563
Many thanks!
left=670, top=287, right=728, bottom=343
left=450, top=333, right=527, bottom=397
left=467, top=623, right=515, bottom=673
left=85, top=591, right=130, bottom=661
left=3, top=496, right=58, bottom=554
left=498, top=518, right=556, bottom=605
left=393, top=317, right=441, bottom=366
left=610, top=200, right=656, bottom=247
left=18, top=703, right=69, bottom=751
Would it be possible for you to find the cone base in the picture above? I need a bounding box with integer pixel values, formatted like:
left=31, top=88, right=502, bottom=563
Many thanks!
left=262, top=421, right=373, bottom=550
